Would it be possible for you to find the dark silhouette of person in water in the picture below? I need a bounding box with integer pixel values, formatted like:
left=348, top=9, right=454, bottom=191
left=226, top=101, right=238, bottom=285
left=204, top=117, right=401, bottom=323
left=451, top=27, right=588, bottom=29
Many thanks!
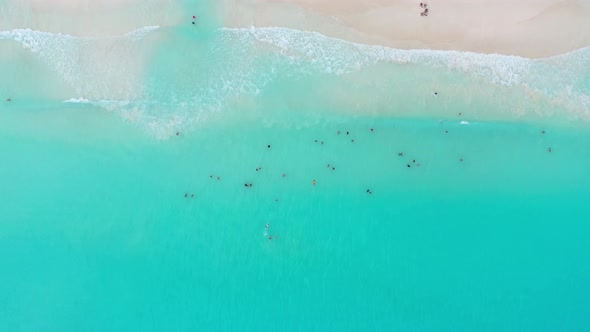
left=398, top=152, right=404, bottom=156
left=184, top=193, right=188, bottom=198
left=6, top=98, right=10, bottom=102
left=548, top=147, right=552, bottom=153
left=267, top=144, right=271, bottom=148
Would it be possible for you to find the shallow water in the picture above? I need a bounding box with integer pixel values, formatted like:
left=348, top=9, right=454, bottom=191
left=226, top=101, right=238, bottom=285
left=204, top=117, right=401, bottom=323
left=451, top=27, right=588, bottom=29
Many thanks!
left=1, top=2, right=590, bottom=331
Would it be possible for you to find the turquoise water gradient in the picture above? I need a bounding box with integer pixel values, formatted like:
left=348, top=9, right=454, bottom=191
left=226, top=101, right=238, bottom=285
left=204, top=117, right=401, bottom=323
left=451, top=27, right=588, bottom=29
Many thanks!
left=2, top=1, right=590, bottom=330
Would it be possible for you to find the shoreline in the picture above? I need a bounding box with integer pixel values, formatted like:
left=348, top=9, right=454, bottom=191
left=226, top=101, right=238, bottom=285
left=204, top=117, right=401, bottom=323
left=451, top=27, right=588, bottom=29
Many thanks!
left=221, top=0, right=590, bottom=59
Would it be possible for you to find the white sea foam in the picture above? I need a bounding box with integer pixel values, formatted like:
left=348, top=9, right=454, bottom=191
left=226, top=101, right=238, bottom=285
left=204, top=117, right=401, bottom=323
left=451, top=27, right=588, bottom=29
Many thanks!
left=124, top=25, right=160, bottom=41
left=2, top=24, right=589, bottom=137
left=64, top=97, right=90, bottom=103
left=222, top=26, right=590, bottom=121
left=460, top=121, right=469, bottom=125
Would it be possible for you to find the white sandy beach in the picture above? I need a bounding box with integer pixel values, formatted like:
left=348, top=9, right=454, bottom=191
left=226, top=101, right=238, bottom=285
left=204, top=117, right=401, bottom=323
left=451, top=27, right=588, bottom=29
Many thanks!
left=222, top=0, right=590, bottom=58
left=2, top=0, right=589, bottom=57
left=0, top=0, right=186, bottom=37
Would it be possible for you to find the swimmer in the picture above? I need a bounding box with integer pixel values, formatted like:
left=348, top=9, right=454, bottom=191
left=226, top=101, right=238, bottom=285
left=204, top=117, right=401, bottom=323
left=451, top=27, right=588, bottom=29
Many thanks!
left=6, top=98, right=11, bottom=102
left=398, top=152, right=404, bottom=157
left=209, top=175, right=213, bottom=178
left=370, top=128, right=374, bottom=132
left=548, top=147, right=552, bottom=153
left=458, top=112, right=462, bottom=116
left=314, top=139, right=318, bottom=143
left=184, top=193, right=188, bottom=198
left=434, top=92, right=438, bottom=95
left=217, top=176, right=221, bottom=180
left=312, top=179, right=316, bottom=186
left=417, top=163, right=421, bottom=167
left=337, top=130, right=341, bottom=135
left=332, top=167, right=335, bottom=170
left=191, top=194, right=194, bottom=198
left=267, top=144, right=271, bottom=148
left=265, top=223, right=269, bottom=228
left=176, top=132, right=179, bottom=136
left=282, top=173, right=286, bottom=178
left=346, top=131, right=349, bottom=135
left=321, top=141, right=324, bottom=145
left=192, top=22, right=195, bottom=25
left=407, top=164, right=411, bottom=168
left=445, top=130, right=449, bottom=134
left=412, top=159, right=416, bottom=163
left=542, top=130, right=546, bottom=135
left=459, top=158, right=463, bottom=162
left=327, top=164, right=330, bottom=168
left=268, top=235, right=272, bottom=240
left=275, top=198, right=278, bottom=202
left=351, top=139, right=354, bottom=143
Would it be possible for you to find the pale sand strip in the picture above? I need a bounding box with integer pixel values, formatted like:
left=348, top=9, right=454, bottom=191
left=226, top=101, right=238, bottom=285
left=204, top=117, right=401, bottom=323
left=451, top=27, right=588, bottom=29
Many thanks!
left=0, top=0, right=186, bottom=37
left=222, top=0, right=590, bottom=58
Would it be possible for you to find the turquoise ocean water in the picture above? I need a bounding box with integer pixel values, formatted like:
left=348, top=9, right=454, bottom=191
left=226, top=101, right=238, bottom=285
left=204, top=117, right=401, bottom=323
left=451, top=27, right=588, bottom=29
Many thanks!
left=1, top=1, right=590, bottom=331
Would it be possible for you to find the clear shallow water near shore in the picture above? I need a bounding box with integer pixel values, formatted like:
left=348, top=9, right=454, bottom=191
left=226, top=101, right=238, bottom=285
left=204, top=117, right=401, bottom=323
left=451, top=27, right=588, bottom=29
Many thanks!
left=1, top=2, right=590, bottom=331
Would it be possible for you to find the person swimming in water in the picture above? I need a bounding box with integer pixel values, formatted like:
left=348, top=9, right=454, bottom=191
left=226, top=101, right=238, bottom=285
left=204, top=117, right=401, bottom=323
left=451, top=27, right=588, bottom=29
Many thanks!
left=312, top=179, right=316, bottom=186
left=398, top=152, right=404, bottom=157
left=267, top=144, right=271, bottom=148
left=184, top=193, right=188, bottom=198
